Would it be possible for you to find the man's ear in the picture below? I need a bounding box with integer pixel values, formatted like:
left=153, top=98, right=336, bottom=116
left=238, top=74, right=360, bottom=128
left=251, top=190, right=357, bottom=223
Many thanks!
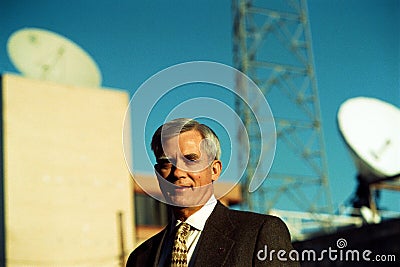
left=211, top=160, right=222, bottom=181
left=154, top=164, right=160, bottom=174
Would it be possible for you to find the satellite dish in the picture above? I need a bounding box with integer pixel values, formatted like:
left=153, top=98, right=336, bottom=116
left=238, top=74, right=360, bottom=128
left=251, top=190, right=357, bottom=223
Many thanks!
left=7, top=28, right=102, bottom=88
left=338, top=97, right=400, bottom=184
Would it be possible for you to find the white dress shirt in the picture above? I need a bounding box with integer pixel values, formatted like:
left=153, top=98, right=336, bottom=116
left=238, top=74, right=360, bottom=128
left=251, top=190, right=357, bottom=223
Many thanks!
left=158, top=195, right=217, bottom=266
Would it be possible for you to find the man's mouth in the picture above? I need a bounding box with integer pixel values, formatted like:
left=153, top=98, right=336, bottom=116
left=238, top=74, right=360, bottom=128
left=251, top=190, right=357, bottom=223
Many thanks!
left=173, top=185, right=193, bottom=192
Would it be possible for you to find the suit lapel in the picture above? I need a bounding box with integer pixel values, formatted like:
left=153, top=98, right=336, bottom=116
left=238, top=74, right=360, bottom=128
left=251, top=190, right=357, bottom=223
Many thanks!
left=141, top=225, right=170, bottom=267
left=153, top=227, right=168, bottom=267
left=192, top=202, right=236, bottom=266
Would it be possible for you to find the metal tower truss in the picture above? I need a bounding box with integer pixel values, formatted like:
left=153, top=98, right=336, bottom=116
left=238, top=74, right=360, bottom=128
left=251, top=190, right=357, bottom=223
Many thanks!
left=233, top=0, right=338, bottom=238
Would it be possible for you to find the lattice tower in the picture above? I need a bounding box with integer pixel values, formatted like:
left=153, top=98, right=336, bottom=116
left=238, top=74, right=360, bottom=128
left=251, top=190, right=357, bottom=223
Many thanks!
left=232, top=0, right=334, bottom=222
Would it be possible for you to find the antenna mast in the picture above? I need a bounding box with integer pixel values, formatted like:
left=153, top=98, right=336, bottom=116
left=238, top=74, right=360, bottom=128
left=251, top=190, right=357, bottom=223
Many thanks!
left=233, top=0, right=335, bottom=238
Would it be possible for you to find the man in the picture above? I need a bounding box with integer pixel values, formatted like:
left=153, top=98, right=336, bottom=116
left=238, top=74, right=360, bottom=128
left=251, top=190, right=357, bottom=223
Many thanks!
left=127, top=118, right=299, bottom=266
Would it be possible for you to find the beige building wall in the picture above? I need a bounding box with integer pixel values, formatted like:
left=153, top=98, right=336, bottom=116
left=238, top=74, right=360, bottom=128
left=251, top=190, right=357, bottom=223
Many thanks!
left=2, top=74, right=135, bottom=267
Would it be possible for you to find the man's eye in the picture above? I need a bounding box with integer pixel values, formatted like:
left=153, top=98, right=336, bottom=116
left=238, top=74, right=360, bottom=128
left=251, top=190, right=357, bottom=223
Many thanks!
left=157, top=159, right=173, bottom=168
left=160, top=163, right=172, bottom=169
left=184, top=158, right=199, bottom=164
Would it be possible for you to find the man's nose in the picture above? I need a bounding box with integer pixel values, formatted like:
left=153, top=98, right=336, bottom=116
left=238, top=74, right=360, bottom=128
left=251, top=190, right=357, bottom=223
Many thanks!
left=172, top=164, right=186, bottom=178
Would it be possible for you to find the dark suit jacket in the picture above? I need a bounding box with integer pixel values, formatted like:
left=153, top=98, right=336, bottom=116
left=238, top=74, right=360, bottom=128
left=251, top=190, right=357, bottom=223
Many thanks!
left=127, top=201, right=299, bottom=266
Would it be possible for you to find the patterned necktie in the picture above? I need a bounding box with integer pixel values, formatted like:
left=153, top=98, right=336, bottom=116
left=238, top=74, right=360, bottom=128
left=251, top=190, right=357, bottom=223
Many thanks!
left=170, top=222, right=191, bottom=267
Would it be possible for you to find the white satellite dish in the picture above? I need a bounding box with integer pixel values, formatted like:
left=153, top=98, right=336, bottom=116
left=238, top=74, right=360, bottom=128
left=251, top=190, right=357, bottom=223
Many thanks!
left=338, top=97, right=400, bottom=183
left=7, top=28, right=102, bottom=88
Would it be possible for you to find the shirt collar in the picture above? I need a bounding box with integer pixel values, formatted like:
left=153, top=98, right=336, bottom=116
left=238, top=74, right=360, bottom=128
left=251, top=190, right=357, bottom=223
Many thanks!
left=173, top=195, right=217, bottom=231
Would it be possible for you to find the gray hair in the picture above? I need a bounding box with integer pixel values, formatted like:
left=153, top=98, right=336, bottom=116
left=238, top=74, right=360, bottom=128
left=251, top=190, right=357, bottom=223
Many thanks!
left=151, top=118, right=221, bottom=160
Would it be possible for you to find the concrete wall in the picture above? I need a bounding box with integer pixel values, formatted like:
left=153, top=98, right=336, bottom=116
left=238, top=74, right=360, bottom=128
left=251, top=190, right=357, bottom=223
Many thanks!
left=1, top=74, right=134, bottom=266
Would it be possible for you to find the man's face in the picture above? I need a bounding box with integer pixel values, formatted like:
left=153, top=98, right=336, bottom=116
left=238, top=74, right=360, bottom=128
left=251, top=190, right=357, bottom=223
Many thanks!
left=155, top=130, right=221, bottom=207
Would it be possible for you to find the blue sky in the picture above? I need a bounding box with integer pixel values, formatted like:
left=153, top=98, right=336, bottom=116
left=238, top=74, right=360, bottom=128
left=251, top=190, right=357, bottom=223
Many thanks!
left=1, top=0, right=399, bottom=213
